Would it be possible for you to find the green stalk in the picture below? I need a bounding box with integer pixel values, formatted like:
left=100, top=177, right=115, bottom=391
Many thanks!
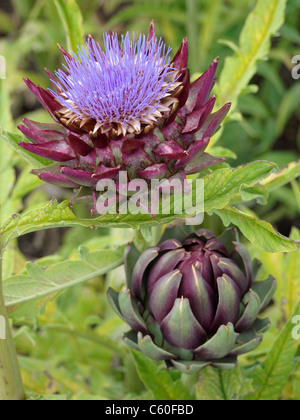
left=0, top=237, right=25, bottom=400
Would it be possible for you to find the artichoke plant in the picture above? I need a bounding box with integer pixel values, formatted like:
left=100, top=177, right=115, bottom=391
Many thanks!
left=17, top=22, right=230, bottom=210
left=108, top=229, right=277, bottom=374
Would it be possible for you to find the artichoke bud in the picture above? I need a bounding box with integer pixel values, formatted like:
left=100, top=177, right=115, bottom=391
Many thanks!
left=108, top=229, right=277, bottom=374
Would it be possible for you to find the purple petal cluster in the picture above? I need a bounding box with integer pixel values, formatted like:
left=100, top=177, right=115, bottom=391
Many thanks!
left=108, top=230, right=277, bottom=373
left=52, top=33, right=174, bottom=127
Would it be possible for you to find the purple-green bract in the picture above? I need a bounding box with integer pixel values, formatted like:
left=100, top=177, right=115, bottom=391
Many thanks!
left=108, top=229, right=277, bottom=374
left=18, top=22, right=230, bottom=205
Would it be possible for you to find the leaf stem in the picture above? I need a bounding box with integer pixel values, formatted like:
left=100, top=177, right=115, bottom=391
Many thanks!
left=0, top=237, right=25, bottom=400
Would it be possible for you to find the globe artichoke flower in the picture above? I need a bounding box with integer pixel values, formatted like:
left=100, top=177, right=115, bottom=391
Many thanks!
left=108, top=229, right=277, bottom=374
left=18, top=23, right=230, bottom=209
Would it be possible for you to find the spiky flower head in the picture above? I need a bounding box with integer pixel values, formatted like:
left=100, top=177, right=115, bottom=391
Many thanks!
left=108, top=229, right=277, bottom=374
left=52, top=32, right=182, bottom=138
left=18, top=23, right=231, bottom=208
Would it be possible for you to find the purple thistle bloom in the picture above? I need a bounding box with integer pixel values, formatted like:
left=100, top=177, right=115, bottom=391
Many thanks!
left=18, top=22, right=231, bottom=208
left=108, top=229, right=277, bottom=373
left=52, top=33, right=178, bottom=137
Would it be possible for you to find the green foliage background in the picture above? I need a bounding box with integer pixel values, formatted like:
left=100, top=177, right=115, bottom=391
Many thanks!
left=0, top=0, right=299, bottom=400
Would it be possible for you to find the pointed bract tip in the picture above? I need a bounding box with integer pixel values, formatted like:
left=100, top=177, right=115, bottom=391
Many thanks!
left=147, top=20, right=156, bottom=42
left=23, top=77, right=39, bottom=91
left=44, top=68, right=56, bottom=80
left=23, top=77, right=34, bottom=86
left=57, top=43, right=73, bottom=59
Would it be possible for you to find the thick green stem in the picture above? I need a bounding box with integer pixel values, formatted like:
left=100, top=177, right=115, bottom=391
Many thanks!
left=0, top=243, right=25, bottom=400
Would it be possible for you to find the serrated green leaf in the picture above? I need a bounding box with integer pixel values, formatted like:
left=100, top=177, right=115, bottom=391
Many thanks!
left=214, top=206, right=299, bottom=253
left=217, top=0, right=287, bottom=110
left=204, top=161, right=277, bottom=211
left=262, top=160, right=300, bottom=192
left=3, top=247, right=125, bottom=317
left=0, top=162, right=277, bottom=246
left=246, top=302, right=300, bottom=400
left=131, top=350, right=192, bottom=400
left=0, top=199, right=182, bottom=245
left=196, top=367, right=253, bottom=400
